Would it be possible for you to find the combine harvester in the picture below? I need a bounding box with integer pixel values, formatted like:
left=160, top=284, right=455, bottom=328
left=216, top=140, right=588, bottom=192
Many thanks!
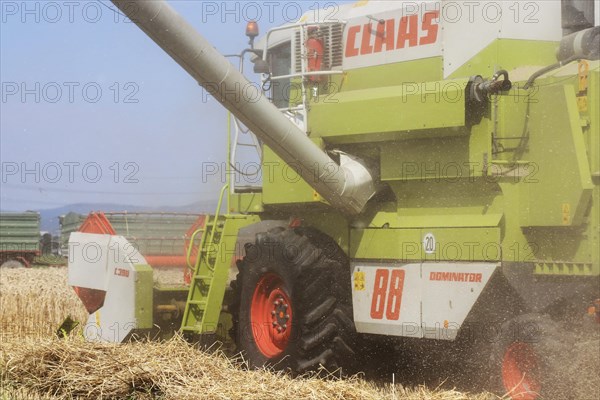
left=68, top=1, right=599, bottom=397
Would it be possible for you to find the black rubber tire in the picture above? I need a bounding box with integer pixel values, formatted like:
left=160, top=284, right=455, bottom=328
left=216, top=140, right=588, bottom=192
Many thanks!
left=489, top=313, right=574, bottom=399
left=230, top=227, right=357, bottom=374
left=0, top=259, right=25, bottom=268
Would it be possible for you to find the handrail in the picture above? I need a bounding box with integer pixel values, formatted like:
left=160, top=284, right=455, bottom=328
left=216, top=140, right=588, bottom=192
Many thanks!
left=269, top=70, right=344, bottom=81
left=185, top=227, right=205, bottom=270
left=204, top=183, right=229, bottom=272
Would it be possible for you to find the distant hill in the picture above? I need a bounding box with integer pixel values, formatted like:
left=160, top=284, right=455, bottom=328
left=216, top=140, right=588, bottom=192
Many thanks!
left=4, top=200, right=218, bottom=234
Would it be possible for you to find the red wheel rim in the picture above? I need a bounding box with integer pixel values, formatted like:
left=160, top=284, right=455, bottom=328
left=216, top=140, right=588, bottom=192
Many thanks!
left=250, top=273, right=293, bottom=358
left=502, top=342, right=541, bottom=400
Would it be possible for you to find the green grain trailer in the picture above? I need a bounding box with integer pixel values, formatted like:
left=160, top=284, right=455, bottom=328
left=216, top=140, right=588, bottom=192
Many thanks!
left=61, top=211, right=205, bottom=266
left=68, top=1, right=599, bottom=398
left=0, top=212, right=40, bottom=267
left=99, top=212, right=205, bottom=265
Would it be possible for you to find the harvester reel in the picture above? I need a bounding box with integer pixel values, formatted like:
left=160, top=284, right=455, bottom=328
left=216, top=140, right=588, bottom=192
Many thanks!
left=230, top=227, right=357, bottom=374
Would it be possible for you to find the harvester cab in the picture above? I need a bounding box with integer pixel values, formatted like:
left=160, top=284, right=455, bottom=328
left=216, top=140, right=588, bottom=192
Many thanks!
left=67, top=1, right=599, bottom=398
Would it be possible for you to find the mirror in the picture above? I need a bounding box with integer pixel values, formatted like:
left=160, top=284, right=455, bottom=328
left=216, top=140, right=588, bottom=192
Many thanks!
left=253, top=59, right=270, bottom=74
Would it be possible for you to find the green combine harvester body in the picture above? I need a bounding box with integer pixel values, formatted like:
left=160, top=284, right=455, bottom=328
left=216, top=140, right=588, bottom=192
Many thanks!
left=68, top=1, right=599, bottom=397
left=234, top=64, right=599, bottom=274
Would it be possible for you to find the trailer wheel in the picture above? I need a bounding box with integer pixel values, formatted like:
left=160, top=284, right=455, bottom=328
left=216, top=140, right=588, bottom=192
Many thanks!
left=230, top=227, right=357, bottom=374
left=0, top=259, right=25, bottom=268
left=490, top=314, right=572, bottom=399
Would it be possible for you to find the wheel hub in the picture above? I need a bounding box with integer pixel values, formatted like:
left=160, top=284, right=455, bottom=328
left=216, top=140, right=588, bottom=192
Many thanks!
left=271, top=296, right=290, bottom=332
left=250, top=273, right=293, bottom=358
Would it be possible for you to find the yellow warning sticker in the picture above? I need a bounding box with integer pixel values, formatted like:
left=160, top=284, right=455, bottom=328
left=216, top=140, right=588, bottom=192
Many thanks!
left=353, top=271, right=365, bottom=291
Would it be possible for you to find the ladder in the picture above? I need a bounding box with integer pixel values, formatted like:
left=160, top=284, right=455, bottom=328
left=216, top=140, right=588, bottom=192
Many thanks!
left=180, top=184, right=259, bottom=339
left=230, top=114, right=263, bottom=194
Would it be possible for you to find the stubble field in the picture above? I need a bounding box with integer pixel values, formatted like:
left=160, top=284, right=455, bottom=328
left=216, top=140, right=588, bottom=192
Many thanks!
left=0, top=266, right=514, bottom=399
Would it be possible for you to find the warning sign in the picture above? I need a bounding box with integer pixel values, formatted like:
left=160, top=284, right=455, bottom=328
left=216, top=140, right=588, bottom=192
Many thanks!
left=353, top=271, right=365, bottom=291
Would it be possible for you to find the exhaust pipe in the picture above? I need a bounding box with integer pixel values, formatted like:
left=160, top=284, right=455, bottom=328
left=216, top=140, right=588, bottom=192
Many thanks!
left=111, top=0, right=376, bottom=215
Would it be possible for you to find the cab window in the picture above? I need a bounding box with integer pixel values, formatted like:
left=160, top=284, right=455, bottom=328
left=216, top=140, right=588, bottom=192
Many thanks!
left=268, top=42, right=291, bottom=108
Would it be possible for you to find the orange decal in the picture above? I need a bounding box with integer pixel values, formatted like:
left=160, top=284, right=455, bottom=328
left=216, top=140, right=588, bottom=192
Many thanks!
left=114, top=268, right=130, bottom=278
left=385, top=269, right=405, bottom=320
left=374, top=19, right=396, bottom=53
left=345, top=25, right=361, bottom=57
left=420, top=11, right=439, bottom=45
left=429, top=271, right=482, bottom=282
left=360, top=23, right=374, bottom=55
left=345, top=12, right=439, bottom=59
left=370, top=269, right=389, bottom=319
left=370, top=268, right=406, bottom=320
left=396, top=15, right=418, bottom=49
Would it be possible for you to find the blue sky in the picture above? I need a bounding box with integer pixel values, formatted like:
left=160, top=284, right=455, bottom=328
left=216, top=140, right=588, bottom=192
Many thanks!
left=1, top=0, right=348, bottom=211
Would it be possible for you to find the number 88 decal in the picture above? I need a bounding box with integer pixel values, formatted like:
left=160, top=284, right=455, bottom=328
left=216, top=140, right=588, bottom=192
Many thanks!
left=370, top=269, right=406, bottom=320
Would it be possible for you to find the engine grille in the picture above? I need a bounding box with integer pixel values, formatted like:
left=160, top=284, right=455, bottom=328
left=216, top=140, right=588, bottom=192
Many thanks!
left=292, top=23, right=345, bottom=74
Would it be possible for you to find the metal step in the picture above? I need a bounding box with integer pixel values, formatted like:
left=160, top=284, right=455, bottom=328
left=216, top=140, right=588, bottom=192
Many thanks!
left=180, top=325, right=200, bottom=331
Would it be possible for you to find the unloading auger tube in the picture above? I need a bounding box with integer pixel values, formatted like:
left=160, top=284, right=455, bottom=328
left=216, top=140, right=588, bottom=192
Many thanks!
left=111, top=0, right=376, bottom=215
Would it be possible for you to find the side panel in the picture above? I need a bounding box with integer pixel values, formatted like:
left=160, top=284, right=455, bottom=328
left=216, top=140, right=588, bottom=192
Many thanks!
left=311, top=79, right=468, bottom=143
left=262, top=139, right=326, bottom=207
left=352, top=261, right=498, bottom=340
left=519, top=85, right=594, bottom=227
left=350, top=227, right=501, bottom=262
left=352, top=263, right=422, bottom=337
left=443, top=1, right=562, bottom=77
left=421, top=263, right=498, bottom=339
